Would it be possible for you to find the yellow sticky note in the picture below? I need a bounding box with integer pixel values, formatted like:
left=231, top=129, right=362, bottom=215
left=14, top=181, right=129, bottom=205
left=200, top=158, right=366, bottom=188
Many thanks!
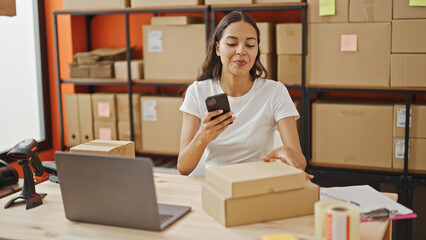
left=262, top=233, right=299, bottom=240
left=319, top=0, right=336, bottom=16
left=409, top=0, right=426, bottom=6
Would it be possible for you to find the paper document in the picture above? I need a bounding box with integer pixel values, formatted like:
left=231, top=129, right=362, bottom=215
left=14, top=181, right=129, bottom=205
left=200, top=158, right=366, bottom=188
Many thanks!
left=320, top=185, right=412, bottom=215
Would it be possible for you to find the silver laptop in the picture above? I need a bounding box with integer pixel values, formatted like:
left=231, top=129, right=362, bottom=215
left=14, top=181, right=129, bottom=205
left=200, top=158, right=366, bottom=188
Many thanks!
left=54, top=151, right=191, bottom=231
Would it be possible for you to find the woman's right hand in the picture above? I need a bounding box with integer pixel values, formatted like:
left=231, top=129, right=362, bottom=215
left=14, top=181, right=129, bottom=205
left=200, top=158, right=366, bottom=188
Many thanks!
left=197, top=110, right=235, bottom=144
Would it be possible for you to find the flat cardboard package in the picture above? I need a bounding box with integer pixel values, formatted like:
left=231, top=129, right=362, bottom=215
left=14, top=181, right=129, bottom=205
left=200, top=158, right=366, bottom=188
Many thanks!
left=257, top=22, right=276, bottom=54
left=118, top=121, right=142, bottom=152
left=391, top=54, right=426, bottom=87
left=393, top=0, right=426, bottom=19
left=77, top=94, right=94, bottom=143
left=63, top=0, right=129, bottom=10
left=205, top=0, right=252, bottom=4
left=277, top=54, right=301, bottom=86
left=131, top=0, right=203, bottom=7
left=312, top=101, right=393, bottom=168
left=0, top=0, right=16, bottom=16
left=205, top=161, right=305, bottom=198
left=276, top=24, right=302, bottom=54
left=70, top=140, right=135, bottom=158
left=151, top=16, right=203, bottom=25
left=349, top=0, right=392, bottom=22
left=92, top=93, right=117, bottom=121
left=202, top=181, right=319, bottom=227
left=114, top=60, right=143, bottom=80
left=260, top=53, right=277, bottom=80
left=393, top=138, right=426, bottom=171
left=394, top=104, right=426, bottom=138
left=307, top=0, right=349, bottom=23
left=116, top=93, right=141, bottom=122
left=64, top=94, right=81, bottom=147
left=94, top=120, right=118, bottom=141
left=308, top=23, right=391, bottom=87
left=143, top=24, right=206, bottom=81
left=392, top=20, right=426, bottom=53
left=141, top=96, right=183, bottom=155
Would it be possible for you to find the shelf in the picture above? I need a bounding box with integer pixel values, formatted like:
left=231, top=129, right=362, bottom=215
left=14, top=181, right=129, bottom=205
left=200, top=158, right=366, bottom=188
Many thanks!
left=62, top=78, right=128, bottom=85
left=309, top=162, right=403, bottom=175
left=53, top=5, right=209, bottom=15
left=211, top=3, right=306, bottom=10
left=133, top=79, right=192, bottom=87
left=306, top=84, right=426, bottom=94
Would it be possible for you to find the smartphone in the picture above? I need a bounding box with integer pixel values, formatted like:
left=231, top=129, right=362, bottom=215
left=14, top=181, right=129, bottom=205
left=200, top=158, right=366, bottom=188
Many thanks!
left=205, top=93, right=232, bottom=123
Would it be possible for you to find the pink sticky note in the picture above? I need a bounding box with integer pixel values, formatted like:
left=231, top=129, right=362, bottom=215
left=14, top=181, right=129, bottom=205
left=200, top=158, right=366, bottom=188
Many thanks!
left=341, top=34, right=357, bottom=52
left=99, top=127, right=112, bottom=140
left=97, top=102, right=111, bottom=118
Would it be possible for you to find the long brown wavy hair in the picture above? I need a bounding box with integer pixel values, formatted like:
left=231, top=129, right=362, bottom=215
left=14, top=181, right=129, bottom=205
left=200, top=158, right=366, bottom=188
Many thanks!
left=197, top=11, right=268, bottom=82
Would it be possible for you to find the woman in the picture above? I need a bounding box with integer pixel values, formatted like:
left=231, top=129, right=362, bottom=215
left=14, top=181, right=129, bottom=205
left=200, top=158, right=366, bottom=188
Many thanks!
left=178, top=11, right=307, bottom=177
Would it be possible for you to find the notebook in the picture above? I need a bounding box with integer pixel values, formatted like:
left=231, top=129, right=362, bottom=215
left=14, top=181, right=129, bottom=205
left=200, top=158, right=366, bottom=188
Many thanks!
left=54, top=151, right=191, bottom=231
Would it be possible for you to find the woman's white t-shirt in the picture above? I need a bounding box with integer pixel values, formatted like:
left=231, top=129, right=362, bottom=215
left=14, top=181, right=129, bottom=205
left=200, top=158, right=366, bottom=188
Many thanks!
left=180, top=78, right=299, bottom=174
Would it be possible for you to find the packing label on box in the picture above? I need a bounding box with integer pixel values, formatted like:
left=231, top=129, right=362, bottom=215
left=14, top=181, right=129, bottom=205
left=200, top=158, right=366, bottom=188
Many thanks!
left=97, top=102, right=111, bottom=118
left=340, top=34, right=357, bottom=52
left=397, top=108, right=412, bottom=128
left=148, top=31, right=162, bottom=52
left=143, top=100, right=157, bottom=121
left=395, top=139, right=409, bottom=159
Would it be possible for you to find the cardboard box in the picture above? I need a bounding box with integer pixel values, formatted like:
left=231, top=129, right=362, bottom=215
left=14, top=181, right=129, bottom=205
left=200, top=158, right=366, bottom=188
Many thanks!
left=312, top=102, right=393, bottom=168
left=69, top=63, right=90, bottom=78
left=393, top=138, right=426, bottom=171
left=257, top=22, right=276, bottom=54
left=70, top=140, right=135, bottom=158
left=143, top=24, right=206, bottom=81
left=393, top=0, right=426, bottom=19
left=92, top=93, right=117, bottom=121
left=349, top=0, right=392, bottom=22
left=77, top=94, right=94, bottom=143
left=202, top=181, right=319, bottom=227
left=255, top=0, right=304, bottom=3
left=151, top=16, right=203, bottom=25
left=141, top=96, right=183, bottom=155
left=64, top=94, right=81, bottom=147
left=308, top=23, right=391, bottom=87
left=131, top=0, right=202, bottom=7
left=391, top=54, right=426, bottom=87
left=114, top=60, right=143, bottom=80
left=63, top=0, right=129, bottom=10
left=307, top=0, right=349, bottom=23
left=205, top=0, right=252, bottom=4
left=0, top=0, right=16, bottom=17
left=205, top=161, right=305, bottom=198
left=392, top=20, right=426, bottom=53
left=94, top=120, right=118, bottom=141
left=276, top=24, right=302, bottom=55
left=394, top=104, right=426, bottom=138
left=260, top=53, right=277, bottom=80
left=118, top=121, right=142, bottom=152
left=116, top=93, right=141, bottom=122
left=277, top=54, right=301, bottom=86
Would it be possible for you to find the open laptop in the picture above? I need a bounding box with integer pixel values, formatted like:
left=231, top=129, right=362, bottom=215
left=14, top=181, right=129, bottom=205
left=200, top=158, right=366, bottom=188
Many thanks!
left=54, top=151, right=191, bottom=231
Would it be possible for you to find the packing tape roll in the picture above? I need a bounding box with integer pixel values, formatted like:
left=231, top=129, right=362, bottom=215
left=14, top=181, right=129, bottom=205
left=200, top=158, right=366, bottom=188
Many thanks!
left=314, top=200, right=360, bottom=240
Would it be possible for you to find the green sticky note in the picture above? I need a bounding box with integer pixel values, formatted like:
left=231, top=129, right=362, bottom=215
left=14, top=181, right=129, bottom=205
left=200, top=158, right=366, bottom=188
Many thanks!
left=319, top=0, right=336, bottom=16
left=409, top=0, right=426, bottom=6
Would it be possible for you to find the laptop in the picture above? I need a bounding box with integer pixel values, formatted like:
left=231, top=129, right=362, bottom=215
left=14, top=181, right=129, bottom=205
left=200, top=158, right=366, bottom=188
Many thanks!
left=54, top=151, right=191, bottom=231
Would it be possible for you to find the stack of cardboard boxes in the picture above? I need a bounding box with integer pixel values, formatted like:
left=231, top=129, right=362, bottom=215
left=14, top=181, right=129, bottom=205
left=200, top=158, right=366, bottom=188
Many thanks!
left=64, top=94, right=95, bottom=147
left=258, top=22, right=277, bottom=80
left=276, top=23, right=302, bottom=85
left=92, top=93, right=118, bottom=141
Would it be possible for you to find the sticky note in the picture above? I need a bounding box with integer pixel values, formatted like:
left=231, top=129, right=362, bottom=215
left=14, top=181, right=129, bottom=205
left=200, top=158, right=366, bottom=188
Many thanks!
left=99, top=128, right=112, bottom=140
left=142, top=100, right=157, bottom=122
left=319, top=0, right=335, bottom=16
left=340, top=34, right=357, bottom=52
left=262, top=233, right=299, bottom=240
left=409, top=0, right=426, bottom=6
left=97, top=102, right=111, bottom=118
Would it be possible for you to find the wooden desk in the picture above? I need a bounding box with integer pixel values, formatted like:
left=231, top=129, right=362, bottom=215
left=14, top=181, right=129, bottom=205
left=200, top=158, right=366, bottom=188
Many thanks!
left=0, top=174, right=392, bottom=240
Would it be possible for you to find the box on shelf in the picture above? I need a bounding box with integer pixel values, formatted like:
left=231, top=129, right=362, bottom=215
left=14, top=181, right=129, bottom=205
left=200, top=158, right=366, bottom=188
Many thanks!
left=393, top=0, right=426, bottom=19
left=260, top=53, right=277, bottom=80
left=349, top=0, right=392, bottom=22
left=70, top=139, right=135, bottom=158
left=393, top=138, right=426, bottom=171
left=74, top=47, right=129, bottom=65
left=257, top=22, right=276, bottom=54
left=308, top=23, right=391, bottom=87
left=63, top=0, right=129, bottom=10
left=143, top=24, right=206, bottom=81
left=92, top=93, right=117, bottom=121
left=205, top=0, right=252, bottom=4
left=394, top=104, right=426, bottom=139
left=0, top=0, right=16, bottom=17
left=64, top=94, right=81, bottom=147
left=277, top=54, right=301, bottom=86
left=276, top=23, right=302, bottom=54
left=94, top=120, right=118, bottom=141
left=141, top=96, right=183, bottom=155
left=131, top=0, right=203, bottom=7
left=391, top=20, right=426, bottom=53
left=77, top=94, right=94, bottom=143
left=118, top=121, right=142, bottom=152
left=391, top=54, right=426, bottom=88
left=116, top=93, right=142, bottom=122
left=307, top=0, right=349, bottom=23
left=69, top=63, right=90, bottom=78
left=312, top=101, right=393, bottom=168
left=151, top=16, right=203, bottom=25
left=70, top=61, right=114, bottom=79
left=114, top=60, right=143, bottom=80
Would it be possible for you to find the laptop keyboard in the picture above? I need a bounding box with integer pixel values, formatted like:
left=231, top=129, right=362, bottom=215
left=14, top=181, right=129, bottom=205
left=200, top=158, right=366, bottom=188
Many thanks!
left=159, top=214, right=173, bottom=223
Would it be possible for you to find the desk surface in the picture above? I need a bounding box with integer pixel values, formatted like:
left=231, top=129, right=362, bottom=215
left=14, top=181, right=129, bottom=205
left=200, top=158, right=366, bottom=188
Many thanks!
left=0, top=173, right=393, bottom=240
